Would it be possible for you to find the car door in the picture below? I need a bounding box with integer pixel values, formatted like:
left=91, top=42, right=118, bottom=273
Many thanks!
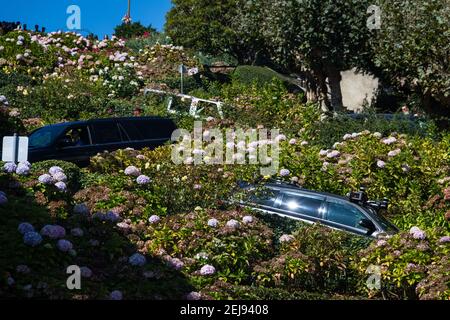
left=89, top=121, right=126, bottom=155
left=323, top=198, right=377, bottom=236
left=52, top=124, right=96, bottom=166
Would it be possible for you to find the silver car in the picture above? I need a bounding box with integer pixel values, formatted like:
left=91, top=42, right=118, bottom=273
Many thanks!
left=239, top=181, right=399, bottom=239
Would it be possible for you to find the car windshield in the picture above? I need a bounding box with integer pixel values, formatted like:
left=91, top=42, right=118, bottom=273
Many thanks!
left=29, top=126, right=66, bottom=148
left=363, top=206, right=399, bottom=232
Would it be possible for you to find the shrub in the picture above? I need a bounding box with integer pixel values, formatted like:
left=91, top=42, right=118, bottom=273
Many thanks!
left=356, top=227, right=450, bottom=300
left=253, top=224, right=368, bottom=293
left=144, top=208, right=274, bottom=285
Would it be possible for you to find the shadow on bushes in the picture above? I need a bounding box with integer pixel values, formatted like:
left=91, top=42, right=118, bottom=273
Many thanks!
left=0, top=170, right=194, bottom=299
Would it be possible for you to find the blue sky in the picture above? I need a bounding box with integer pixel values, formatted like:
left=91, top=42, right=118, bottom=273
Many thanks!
left=0, top=0, right=172, bottom=37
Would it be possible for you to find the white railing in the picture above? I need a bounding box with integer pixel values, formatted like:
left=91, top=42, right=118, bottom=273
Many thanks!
left=144, top=88, right=224, bottom=119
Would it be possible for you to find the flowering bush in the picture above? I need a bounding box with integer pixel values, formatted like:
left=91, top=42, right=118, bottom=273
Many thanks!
left=144, top=208, right=273, bottom=284
left=355, top=226, right=450, bottom=300
left=253, top=224, right=369, bottom=293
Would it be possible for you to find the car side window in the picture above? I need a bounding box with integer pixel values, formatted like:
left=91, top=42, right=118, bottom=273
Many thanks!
left=57, top=126, right=91, bottom=147
left=325, top=200, right=367, bottom=229
left=119, top=121, right=142, bottom=141
left=279, top=192, right=324, bottom=218
left=133, top=120, right=176, bottom=140
left=91, top=122, right=122, bottom=144
left=249, top=188, right=280, bottom=207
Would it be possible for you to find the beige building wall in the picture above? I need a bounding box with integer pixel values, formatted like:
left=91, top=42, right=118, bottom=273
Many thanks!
left=340, top=68, right=379, bottom=112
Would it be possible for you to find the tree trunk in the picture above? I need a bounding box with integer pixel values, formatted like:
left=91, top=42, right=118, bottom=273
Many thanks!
left=326, top=65, right=343, bottom=112
left=315, top=69, right=331, bottom=112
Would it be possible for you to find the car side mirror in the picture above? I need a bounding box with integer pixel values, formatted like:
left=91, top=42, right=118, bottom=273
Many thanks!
left=359, top=218, right=376, bottom=233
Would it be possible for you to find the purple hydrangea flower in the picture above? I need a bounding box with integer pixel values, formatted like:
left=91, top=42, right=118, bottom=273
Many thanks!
left=40, top=225, right=66, bottom=239
left=19, top=160, right=31, bottom=167
left=388, top=149, right=401, bottom=157
left=56, top=239, right=73, bottom=252
left=3, top=162, right=17, bottom=173
left=409, top=226, right=426, bottom=239
left=16, top=265, right=30, bottom=274
left=54, top=181, right=67, bottom=192
left=38, top=174, right=53, bottom=185
left=124, top=166, right=141, bottom=177
left=71, top=228, right=84, bottom=237
left=200, top=264, right=216, bottom=276
left=93, top=212, right=106, bottom=221
left=7, top=277, right=15, bottom=286
left=207, top=218, right=219, bottom=228
left=279, top=234, right=295, bottom=243
left=15, top=163, right=30, bottom=176
left=409, top=226, right=421, bottom=234
left=279, top=169, right=290, bottom=177
left=136, top=175, right=150, bottom=185
left=110, top=290, right=123, bottom=300
left=49, top=166, right=63, bottom=175
left=148, top=215, right=160, bottom=224
left=327, top=150, right=341, bottom=158
left=52, top=171, right=67, bottom=182
left=438, top=236, right=450, bottom=244
left=242, top=215, right=254, bottom=224
left=73, top=203, right=90, bottom=215
left=226, top=219, right=240, bottom=229
left=377, top=160, right=386, bottom=168
left=0, top=193, right=7, bottom=205
left=186, top=291, right=201, bottom=300
left=128, top=253, right=146, bottom=266
left=105, top=211, right=120, bottom=222
left=80, top=266, right=92, bottom=278
left=274, top=134, right=286, bottom=142
left=382, top=137, right=397, bottom=145
left=393, top=250, right=402, bottom=257
left=289, top=139, right=297, bottom=145
left=412, top=231, right=426, bottom=240
left=168, top=258, right=184, bottom=270
left=23, top=232, right=43, bottom=247
left=343, top=134, right=352, bottom=140
left=18, top=222, right=34, bottom=235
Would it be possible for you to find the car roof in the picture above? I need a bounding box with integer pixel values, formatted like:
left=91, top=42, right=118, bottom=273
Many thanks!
left=267, top=182, right=349, bottom=200
left=41, top=116, right=175, bottom=128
